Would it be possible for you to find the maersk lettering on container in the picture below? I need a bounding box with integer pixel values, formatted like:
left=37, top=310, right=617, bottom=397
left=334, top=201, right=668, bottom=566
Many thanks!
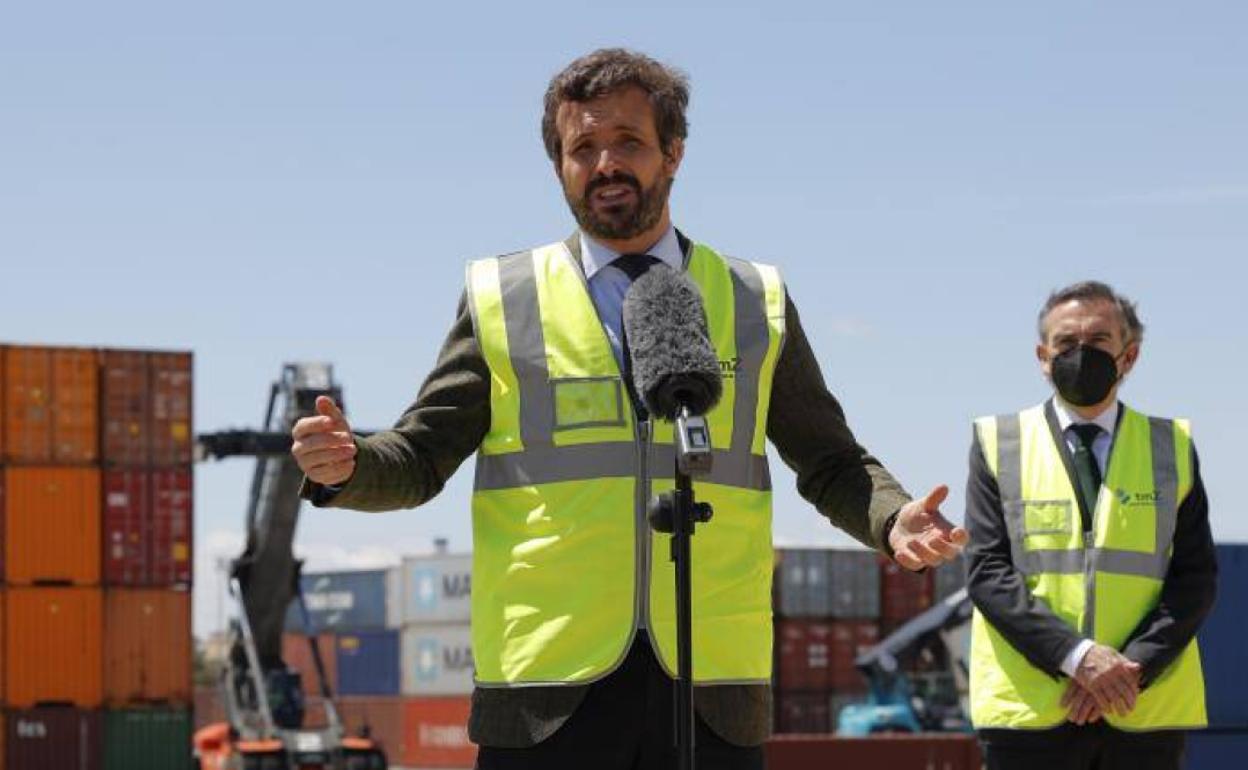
left=400, top=554, right=472, bottom=624
left=401, top=624, right=474, bottom=696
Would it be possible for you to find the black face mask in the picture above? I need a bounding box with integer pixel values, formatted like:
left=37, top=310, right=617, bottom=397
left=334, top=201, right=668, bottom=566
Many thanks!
left=1050, top=344, right=1122, bottom=407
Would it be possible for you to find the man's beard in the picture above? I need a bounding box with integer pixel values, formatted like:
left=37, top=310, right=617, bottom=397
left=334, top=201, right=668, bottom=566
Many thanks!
left=565, top=172, right=671, bottom=241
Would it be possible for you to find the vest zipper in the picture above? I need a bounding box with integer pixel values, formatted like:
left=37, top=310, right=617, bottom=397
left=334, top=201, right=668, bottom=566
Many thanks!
left=1081, top=508, right=1097, bottom=638
left=636, top=418, right=652, bottom=634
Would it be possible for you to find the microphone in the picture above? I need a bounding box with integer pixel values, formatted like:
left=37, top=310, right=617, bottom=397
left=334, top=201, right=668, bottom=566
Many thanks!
left=622, top=264, right=723, bottom=421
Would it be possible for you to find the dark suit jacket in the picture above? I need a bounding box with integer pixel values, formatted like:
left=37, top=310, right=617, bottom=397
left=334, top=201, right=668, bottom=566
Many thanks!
left=302, top=232, right=912, bottom=747
left=965, top=399, right=1217, bottom=741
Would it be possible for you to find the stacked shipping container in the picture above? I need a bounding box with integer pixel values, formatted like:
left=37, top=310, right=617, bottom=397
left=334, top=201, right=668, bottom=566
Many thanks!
left=772, top=548, right=934, bottom=734
left=0, top=344, right=193, bottom=770
left=272, top=556, right=477, bottom=767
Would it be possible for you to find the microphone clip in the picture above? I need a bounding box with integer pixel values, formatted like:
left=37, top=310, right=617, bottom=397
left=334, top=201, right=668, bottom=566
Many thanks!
left=674, top=408, right=713, bottom=477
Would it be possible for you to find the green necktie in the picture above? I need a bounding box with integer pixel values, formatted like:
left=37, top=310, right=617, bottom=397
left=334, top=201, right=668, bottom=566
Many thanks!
left=1070, top=423, right=1103, bottom=533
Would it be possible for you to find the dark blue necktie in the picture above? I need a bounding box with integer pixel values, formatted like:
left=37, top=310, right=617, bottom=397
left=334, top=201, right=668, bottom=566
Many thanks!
left=613, top=253, right=659, bottom=416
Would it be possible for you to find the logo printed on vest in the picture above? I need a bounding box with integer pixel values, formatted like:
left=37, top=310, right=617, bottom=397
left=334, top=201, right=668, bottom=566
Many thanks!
left=1115, top=488, right=1161, bottom=507
left=718, top=357, right=740, bottom=379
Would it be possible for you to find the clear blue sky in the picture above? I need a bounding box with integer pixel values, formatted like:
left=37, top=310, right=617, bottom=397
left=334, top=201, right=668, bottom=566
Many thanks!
left=3, top=2, right=1244, bottom=636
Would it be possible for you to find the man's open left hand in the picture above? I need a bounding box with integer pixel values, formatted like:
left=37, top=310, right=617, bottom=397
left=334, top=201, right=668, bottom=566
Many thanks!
left=888, top=484, right=969, bottom=571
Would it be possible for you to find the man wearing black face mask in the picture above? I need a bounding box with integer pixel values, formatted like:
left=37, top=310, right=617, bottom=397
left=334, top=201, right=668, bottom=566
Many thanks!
left=964, top=281, right=1217, bottom=770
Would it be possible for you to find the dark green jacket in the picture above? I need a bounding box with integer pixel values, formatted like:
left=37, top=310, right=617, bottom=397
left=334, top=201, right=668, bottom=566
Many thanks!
left=303, top=232, right=911, bottom=747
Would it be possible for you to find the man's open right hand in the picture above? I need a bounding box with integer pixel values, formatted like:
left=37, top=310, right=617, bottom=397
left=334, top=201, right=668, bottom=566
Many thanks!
left=292, top=396, right=358, bottom=486
left=1073, top=643, right=1141, bottom=716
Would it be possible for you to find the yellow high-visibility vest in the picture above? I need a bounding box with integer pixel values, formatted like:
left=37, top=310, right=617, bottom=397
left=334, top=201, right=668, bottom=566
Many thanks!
left=969, top=403, right=1207, bottom=730
left=465, top=240, right=785, bottom=686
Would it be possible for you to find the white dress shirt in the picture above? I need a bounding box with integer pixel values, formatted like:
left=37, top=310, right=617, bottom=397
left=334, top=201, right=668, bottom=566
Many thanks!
left=1052, top=397, right=1121, bottom=677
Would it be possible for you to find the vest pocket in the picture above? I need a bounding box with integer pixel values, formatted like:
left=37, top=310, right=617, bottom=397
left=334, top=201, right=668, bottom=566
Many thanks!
left=551, top=376, right=625, bottom=431
left=1007, top=499, right=1075, bottom=549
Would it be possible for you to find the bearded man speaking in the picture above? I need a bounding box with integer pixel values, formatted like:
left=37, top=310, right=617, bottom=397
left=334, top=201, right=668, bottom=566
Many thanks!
left=292, top=48, right=966, bottom=769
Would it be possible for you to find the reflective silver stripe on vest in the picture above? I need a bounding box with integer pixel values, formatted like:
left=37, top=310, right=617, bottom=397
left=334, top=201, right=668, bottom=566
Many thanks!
left=995, top=414, right=1028, bottom=571
left=1014, top=548, right=1169, bottom=579
left=475, top=247, right=773, bottom=495
left=498, top=251, right=554, bottom=448
left=1148, top=416, right=1179, bottom=568
left=651, top=443, right=771, bottom=490
left=476, top=443, right=771, bottom=492
left=998, top=413, right=1181, bottom=581
left=728, top=259, right=769, bottom=456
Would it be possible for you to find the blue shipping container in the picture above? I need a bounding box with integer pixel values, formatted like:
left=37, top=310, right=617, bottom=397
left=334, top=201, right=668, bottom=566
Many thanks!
left=336, top=630, right=401, bottom=696
left=1185, top=730, right=1248, bottom=770
left=1199, top=544, right=1248, bottom=728
left=285, top=569, right=395, bottom=632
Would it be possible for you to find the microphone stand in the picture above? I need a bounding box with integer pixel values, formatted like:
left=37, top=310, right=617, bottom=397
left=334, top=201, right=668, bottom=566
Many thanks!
left=648, top=405, right=714, bottom=770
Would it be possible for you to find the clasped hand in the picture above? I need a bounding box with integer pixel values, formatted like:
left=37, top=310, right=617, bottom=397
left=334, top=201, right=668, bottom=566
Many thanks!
left=1061, top=644, right=1142, bottom=724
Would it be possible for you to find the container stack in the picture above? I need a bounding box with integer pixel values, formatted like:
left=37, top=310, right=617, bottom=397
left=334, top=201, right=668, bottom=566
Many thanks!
left=397, top=553, right=476, bottom=769
left=773, top=548, right=880, bottom=734
left=1187, top=543, right=1248, bottom=769
left=261, top=554, right=477, bottom=768
left=280, top=568, right=403, bottom=760
left=878, top=554, right=935, bottom=636
left=1, top=344, right=194, bottom=770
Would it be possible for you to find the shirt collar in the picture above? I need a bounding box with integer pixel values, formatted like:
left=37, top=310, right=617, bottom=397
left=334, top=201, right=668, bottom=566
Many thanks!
left=1053, top=397, right=1120, bottom=437
left=579, top=225, right=684, bottom=280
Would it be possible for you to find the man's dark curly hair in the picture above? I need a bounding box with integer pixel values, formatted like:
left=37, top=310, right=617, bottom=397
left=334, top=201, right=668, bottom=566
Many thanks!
left=541, top=48, right=690, bottom=163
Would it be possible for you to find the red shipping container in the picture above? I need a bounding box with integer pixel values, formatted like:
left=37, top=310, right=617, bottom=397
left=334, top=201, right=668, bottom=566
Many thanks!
left=101, top=469, right=192, bottom=587
left=281, top=632, right=338, bottom=697
left=103, top=470, right=149, bottom=585
left=402, top=697, right=477, bottom=769
left=774, top=693, right=831, bottom=735
left=151, top=468, right=192, bottom=586
left=879, top=556, right=935, bottom=629
left=6, top=708, right=101, bottom=770
left=767, top=734, right=982, bottom=770
left=100, top=349, right=150, bottom=466
left=828, top=620, right=878, bottom=693
left=775, top=620, right=831, bottom=693
left=337, top=696, right=405, bottom=762
left=150, top=353, right=193, bottom=466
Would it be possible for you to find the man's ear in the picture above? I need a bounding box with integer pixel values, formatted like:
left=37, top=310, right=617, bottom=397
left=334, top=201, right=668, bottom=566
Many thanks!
left=663, top=137, right=685, bottom=178
left=1119, top=341, right=1141, bottom=377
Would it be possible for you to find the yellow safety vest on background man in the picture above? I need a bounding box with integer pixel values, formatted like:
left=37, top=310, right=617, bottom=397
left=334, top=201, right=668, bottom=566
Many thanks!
left=969, top=403, right=1207, bottom=730
left=465, top=240, right=785, bottom=687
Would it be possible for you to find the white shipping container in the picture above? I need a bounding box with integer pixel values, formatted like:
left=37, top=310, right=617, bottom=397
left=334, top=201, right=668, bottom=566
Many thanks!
left=400, top=554, right=473, bottom=624
left=401, top=624, right=475, bottom=696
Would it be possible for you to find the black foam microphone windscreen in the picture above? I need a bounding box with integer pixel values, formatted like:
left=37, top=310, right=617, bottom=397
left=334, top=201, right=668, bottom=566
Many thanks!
left=622, top=264, right=723, bottom=420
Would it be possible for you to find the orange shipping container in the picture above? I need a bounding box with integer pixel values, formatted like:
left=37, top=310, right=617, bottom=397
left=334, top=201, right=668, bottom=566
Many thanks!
left=4, top=466, right=101, bottom=585
left=401, top=697, right=477, bottom=769
left=5, top=586, right=103, bottom=708
left=1, top=346, right=98, bottom=464
left=104, top=588, right=192, bottom=706
left=0, top=589, right=5, bottom=701
left=0, top=346, right=6, bottom=461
